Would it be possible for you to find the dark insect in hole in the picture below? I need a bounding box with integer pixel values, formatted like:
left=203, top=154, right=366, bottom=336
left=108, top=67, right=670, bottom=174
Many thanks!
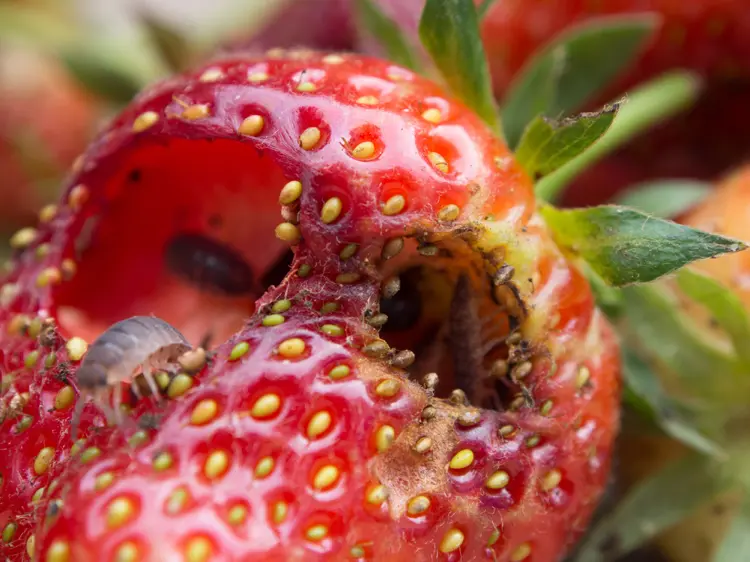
left=164, top=232, right=256, bottom=296
left=379, top=267, right=422, bottom=332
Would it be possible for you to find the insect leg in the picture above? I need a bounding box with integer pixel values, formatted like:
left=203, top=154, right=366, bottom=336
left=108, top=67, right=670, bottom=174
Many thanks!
left=141, top=364, right=162, bottom=403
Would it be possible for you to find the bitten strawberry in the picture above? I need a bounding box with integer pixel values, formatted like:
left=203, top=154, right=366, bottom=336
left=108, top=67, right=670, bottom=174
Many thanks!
left=1, top=51, right=619, bottom=561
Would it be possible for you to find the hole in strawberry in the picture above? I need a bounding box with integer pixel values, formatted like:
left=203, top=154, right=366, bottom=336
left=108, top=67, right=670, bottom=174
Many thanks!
left=374, top=238, right=522, bottom=410
left=53, top=139, right=295, bottom=347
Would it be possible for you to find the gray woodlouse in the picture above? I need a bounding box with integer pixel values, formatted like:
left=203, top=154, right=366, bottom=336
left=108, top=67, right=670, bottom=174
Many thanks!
left=164, top=232, right=256, bottom=296
left=72, top=316, right=192, bottom=438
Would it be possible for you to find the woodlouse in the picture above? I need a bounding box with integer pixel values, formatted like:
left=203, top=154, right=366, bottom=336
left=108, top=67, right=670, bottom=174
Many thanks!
left=72, top=316, right=192, bottom=438
left=164, top=232, right=256, bottom=296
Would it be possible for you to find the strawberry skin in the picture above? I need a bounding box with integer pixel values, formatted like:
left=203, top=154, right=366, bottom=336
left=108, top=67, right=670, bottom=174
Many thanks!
left=0, top=51, right=620, bottom=561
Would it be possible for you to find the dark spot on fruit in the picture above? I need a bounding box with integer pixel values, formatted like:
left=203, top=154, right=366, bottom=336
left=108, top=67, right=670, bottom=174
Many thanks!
left=379, top=267, right=422, bottom=332
left=128, top=169, right=142, bottom=182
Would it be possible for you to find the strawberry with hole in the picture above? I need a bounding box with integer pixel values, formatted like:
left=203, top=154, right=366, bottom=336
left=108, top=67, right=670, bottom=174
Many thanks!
left=0, top=50, right=620, bottom=561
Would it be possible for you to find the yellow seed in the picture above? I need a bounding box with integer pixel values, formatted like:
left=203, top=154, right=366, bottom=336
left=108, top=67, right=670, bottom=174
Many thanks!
left=191, top=399, right=219, bottom=425
left=335, top=272, right=360, bottom=284
left=54, top=386, right=75, bottom=410
left=307, top=411, right=332, bottom=438
left=428, top=151, right=449, bottom=172
left=275, top=222, right=301, bottom=243
left=167, top=374, right=193, bottom=398
left=155, top=371, right=171, bottom=390
left=248, top=71, right=269, bottom=83
left=511, top=543, right=532, bottom=561
left=299, top=126, right=322, bottom=150
left=32, top=486, right=46, bottom=503
left=36, top=267, right=62, bottom=288
left=279, top=180, right=303, bottom=205
left=39, top=204, right=57, bottom=223
left=61, top=259, right=77, bottom=280
left=541, top=469, right=562, bottom=492
left=323, top=54, right=345, bottom=64
left=306, top=524, right=329, bottom=541
left=328, top=365, right=350, bottom=380
left=272, top=501, right=288, bottom=524
left=255, top=456, right=275, bottom=478
left=153, top=451, right=174, bottom=471
left=251, top=393, right=282, bottom=419
left=80, top=447, right=101, bottom=463
left=540, top=400, right=554, bottom=415
left=449, top=449, right=474, bottom=470
left=129, top=430, right=149, bottom=448
left=229, top=341, right=250, bottom=361
left=438, top=203, right=460, bottom=222
left=34, top=447, right=55, bottom=475
left=184, top=536, right=212, bottom=562
left=297, top=81, right=317, bottom=92
left=375, top=425, right=395, bottom=452
left=421, top=108, right=442, bottom=123
left=320, top=301, right=339, bottom=314
left=199, top=68, right=224, bottom=82
left=321, top=197, right=343, bottom=223
left=272, top=299, right=292, bottom=313
left=2, top=522, right=17, bottom=542
left=114, top=541, right=139, bottom=562
left=351, top=141, right=376, bottom=160
left=350, top=545, right=366, bottom=558
left=356, top=95, right=379, bottom=105
left=65, top=337, right=88, bottom=361
left=68, top=184, right=89, bottom=210
left=182, top=104, right=210, bottom=120
left=381, top=237, right=404, bottom=260
left=320, top=324, right=344, bottom=337
left=312, top=465, right=340, bottom=489
left=26, top=534, right=35, bottom=557
left=382, top=194, right=406, bottom=215
left=107, top=496, right=136, bottom=528
left=407, top=495, right=430, bottom=516
left=488, top=528, right=501, bottom=546
left=339, top=243, right=358, bottom=259
left=486, top=470, right=510, bottom=490
left=132, top=111, right=159, bottom=132
left=45, top=539, right=70, bottom=562
left=278, top=337, right=306, bottom=358
left=227, top=504, right=248, bottom=525
left=526, top=435, right=540, bottom=448
left=413, top=436, right=432, bottom=454
left=165, top=487, right=190, bottom=514
left=9, top=227, right=37, bottom=249
left=204, top=451, right=230, bottom=480
left=95, top=471, right=115, bottom=491
left=262, top=314, right=285, bottom=327
left=439, top=528, right=465, bottom=553
left=238, top=114, right=265, bottom=136
left=576, top=365, right=591, bottom=389
left=375, top=379, right=401, bottom=398
left=499, top=424, right=515, bottom=437
left=366, top=484, right=388, bottom=504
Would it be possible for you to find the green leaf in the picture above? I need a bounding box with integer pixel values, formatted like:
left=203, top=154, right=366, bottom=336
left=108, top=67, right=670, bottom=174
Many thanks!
left=615, top=180, right=711, bottom=218
left=514, top=105, right=617, bottom=179
left=677, top=268, right=750, bottom=366
left=419, top=0, right=499, bottom=131
left=501, top=14, right=660, bottom=148
left=60, top=47, right=144, bottom=105
left=536, top=71, right=702, bottom=202
left=575, top=454, right=730, bottom=562
left=715, top=492, right=750, bottom=562
left=355, top=0, right=420, bottom=71
left=540, top=205, right=746, bottom=286
left=623, top=350, right=724, bottom=457
left=137, top=13, right=194, bottom=73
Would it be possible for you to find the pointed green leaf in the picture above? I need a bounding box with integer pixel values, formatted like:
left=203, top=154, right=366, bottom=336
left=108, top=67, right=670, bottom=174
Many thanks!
left=355, top=0, right=420, bottom=71
left=536, top=71, right=702, bottom=202
left=540, top=205, right=746, bottom=286
left=615, top=180, right=711, bottom=218
left=514, top=105, right=617, bottom=179
left=677, top=268, right=750, bottom=366
left=502, top=14, right=660, bottom=148
left=714, top=492, right=750, bottom=562
left=138, top=13, right=194, bottom=73
left=575, top=454, right=731, bottom=562
left=623, top=350, right=724, bottom=457
left=419, top=0, right=499, bottom=131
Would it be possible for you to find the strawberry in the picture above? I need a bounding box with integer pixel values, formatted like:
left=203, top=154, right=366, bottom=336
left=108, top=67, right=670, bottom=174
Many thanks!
left=0, top=51, right=620, bottom=561
left=0, top=46, right=101, bottom=231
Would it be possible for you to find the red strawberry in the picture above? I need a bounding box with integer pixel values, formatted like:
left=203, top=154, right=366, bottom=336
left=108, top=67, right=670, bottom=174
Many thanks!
left=1, top=51, right=619, bottom=561
left=0, top=46, right=101, bottom=231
